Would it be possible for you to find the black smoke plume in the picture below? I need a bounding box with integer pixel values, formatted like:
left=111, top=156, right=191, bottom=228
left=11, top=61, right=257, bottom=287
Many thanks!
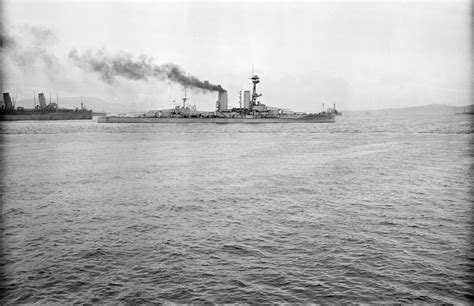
left=69, top=49, right=225, bottom=92
left=1, top=25, right=60, bottom=70
left=0, top=33, right=14, bottom=49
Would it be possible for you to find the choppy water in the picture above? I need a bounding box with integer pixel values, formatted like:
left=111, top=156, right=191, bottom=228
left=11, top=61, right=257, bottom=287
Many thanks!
left=1, top=112, right=473, bottom=303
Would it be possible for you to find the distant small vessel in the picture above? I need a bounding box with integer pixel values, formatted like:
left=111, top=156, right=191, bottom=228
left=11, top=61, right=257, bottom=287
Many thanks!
left=1, top=92, right=93, bottom=121
left=456, top=106, right=474, bottom=115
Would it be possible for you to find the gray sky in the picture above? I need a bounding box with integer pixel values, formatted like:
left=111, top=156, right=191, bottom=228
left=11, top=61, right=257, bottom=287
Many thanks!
left=2, top=0, right=472, bottom=111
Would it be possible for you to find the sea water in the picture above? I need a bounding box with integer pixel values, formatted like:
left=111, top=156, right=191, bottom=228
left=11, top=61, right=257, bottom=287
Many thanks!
left=1, top=111, right=472, bottom=303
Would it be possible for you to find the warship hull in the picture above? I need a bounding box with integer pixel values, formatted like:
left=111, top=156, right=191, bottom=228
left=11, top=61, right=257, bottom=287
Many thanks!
left=98, top=116, right=335, bottom=124
left=1, top=110, right=93, bottom=121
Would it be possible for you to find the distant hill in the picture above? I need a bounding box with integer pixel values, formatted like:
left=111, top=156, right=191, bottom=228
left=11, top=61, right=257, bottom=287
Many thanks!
left=15, top=96, right=145, bottom=113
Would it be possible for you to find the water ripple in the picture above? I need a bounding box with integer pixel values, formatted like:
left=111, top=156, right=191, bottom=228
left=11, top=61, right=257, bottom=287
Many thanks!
left=1, top=112, right=472, bottom=303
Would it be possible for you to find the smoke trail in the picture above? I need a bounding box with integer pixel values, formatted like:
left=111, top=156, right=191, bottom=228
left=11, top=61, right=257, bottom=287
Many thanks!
left=69, top=49, right=225, bottom=92
left=2, top=25, right=60, bottom=69
left=0, top=33, right=14, bottom=49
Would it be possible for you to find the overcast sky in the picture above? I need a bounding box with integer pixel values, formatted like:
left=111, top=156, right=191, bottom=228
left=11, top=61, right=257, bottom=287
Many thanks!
left=2, top=0, right=472, bottom=111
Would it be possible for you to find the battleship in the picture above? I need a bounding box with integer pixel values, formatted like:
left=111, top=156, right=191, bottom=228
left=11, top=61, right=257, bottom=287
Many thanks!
left=1, top=92, right=93, bottom=121
left=98, top=75, right=337, bottom=124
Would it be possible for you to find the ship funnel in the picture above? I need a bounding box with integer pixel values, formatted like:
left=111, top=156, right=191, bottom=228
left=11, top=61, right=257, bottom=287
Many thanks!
left=38, top=93, right=47, bottom=109
left=217, top=91, right=228, bottom=112
left=243, top=91, right=250, bottom=109
left=3, top=93, right=13, bottom=109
